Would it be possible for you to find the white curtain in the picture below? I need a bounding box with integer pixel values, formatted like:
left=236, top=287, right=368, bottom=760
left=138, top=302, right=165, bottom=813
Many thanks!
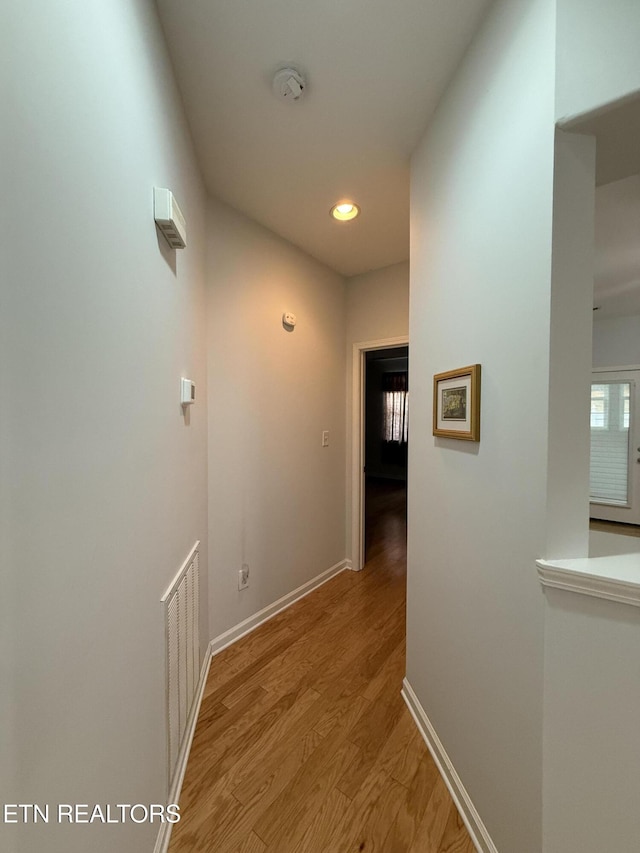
left=384, top=389, right=408, bottom=443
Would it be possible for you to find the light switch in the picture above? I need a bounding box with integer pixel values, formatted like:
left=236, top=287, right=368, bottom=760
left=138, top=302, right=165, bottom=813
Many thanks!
left=322, top=430, right=329, bottom=447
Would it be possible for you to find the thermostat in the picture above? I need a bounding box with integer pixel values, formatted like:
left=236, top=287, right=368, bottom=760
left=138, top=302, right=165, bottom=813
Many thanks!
left=181, top=378, right=196, bottom=406
left=154, top=187, right=187, bottom=249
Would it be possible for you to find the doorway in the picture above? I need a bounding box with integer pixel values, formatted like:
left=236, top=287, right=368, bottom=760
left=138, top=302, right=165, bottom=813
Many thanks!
left=582, top=96, right=640, bottom=535
left=590, top=367, right=640, bottom=526
left=350, top=336, right=408, bottom=572
left=363, top=347, right=408, bottom=565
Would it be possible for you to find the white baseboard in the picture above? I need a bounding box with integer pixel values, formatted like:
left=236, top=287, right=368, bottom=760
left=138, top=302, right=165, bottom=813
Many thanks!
left=208, top=558, right=349, bottom=657
left=402, top=678, right=498, bottom=853
left=154, top=648, right=213, bottom=853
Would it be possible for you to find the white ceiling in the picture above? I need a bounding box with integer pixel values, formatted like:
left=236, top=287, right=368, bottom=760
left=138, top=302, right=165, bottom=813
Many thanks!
left=156, top=0, right=492, bottom=276
left=594, top=175, right=640, bottom=318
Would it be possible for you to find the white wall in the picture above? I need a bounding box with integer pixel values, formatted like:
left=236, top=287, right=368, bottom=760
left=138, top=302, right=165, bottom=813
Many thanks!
left=345, top=262, right=410, bottom=346
left=205, top=199, right=346, bottom=640
left=407, top=0, right=556, bottom=849
left=546, top=131, right=595, bottom=559
left=544, top=6, right=640, bottom=849
left=543, top=590, right=640, bottom=853
left=593, top=314, right=640, bottom=367
left=556, top=0, right=640, bottom=121
left=345, top=262, right=409, bottom=564
left=3, top=2, right=208, bottom=852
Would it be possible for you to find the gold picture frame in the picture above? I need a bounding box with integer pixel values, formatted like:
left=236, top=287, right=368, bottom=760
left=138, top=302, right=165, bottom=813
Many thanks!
left=433, top=364, right=481, bottom=441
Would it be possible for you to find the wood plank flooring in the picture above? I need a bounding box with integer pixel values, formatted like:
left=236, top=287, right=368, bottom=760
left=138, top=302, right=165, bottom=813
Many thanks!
left=169, top=480, right=475, bottom=853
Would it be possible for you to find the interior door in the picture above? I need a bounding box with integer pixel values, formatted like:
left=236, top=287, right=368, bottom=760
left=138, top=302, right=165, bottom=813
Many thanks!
left=590, top=369, right=640, bottom=525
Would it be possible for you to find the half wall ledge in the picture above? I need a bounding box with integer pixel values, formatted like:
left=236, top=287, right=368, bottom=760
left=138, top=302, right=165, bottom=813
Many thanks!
left=537, top=553, right=640, bottom=607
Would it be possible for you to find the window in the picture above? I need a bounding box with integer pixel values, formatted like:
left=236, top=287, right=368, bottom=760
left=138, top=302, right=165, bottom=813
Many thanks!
left=623, top=385, right=630, bottom=429
left=590, top=381, right=631, bottom=504
left=590, top=383, right=630, bottom=430
left=590, top=385, right=607, bottom=428
left=383, top=373, right=408, bottom=443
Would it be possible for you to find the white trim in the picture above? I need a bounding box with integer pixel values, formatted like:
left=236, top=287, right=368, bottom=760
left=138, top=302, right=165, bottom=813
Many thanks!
left=209, top=558, right=349, bottom=657
left=350, top=336, right=409, bottom=572
left=537, top=555, right=640, bottom=607
left=401, top=679, right=498, bottom=853
left=154, top=645, right=213, bottom=853
left=161, top=540, right=200, bottom=603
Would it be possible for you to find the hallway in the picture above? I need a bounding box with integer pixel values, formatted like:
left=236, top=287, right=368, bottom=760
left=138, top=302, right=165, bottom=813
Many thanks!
left=169, top=491, right=474, bottom=853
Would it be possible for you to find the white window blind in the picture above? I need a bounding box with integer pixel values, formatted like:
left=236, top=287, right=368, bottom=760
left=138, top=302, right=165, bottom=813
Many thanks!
left=590, top=382, right=631, bottom=504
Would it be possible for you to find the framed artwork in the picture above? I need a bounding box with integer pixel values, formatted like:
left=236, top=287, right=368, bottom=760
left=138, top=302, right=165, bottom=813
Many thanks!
left=433, top=364, right=481, bottom=441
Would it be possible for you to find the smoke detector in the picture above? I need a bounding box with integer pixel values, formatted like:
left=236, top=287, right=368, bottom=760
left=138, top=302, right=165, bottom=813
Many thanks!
left=272, top=67, right=306, bottom=102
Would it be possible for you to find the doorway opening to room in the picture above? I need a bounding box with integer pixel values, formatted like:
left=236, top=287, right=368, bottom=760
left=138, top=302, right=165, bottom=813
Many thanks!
left=363, top=346, right=409, bottom=567
left=350, top=336, right=408, bottom=572
left=572, top=93, right=640, bottom=543
left=590, top=368, right=640, bottom=532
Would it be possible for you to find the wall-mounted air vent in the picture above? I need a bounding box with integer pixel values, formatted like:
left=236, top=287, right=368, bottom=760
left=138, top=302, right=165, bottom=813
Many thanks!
left=161, top=542, right=200, bottom=786
left=154, top=187, right=187, bottom=249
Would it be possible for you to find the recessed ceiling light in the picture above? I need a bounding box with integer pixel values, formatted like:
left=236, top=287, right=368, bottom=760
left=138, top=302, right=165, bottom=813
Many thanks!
left=331, top=201, right=360, bottom=221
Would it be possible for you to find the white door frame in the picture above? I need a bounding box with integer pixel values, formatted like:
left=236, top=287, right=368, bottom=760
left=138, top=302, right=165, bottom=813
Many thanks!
left=350, top=336, right=409, bottom=571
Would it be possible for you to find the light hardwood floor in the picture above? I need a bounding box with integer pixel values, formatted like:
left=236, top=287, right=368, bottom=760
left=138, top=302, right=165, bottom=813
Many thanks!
left=169, top=480, right=475, bottom=853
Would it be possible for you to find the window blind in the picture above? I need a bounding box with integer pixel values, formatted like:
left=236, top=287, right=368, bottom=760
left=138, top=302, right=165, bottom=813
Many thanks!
left=590, top=382, right=631, bottom=504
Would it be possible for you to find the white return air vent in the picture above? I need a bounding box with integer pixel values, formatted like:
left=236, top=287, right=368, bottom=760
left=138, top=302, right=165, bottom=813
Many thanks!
left=154, top=187, right=187, bottom=249
left=161, top=542, right=200, bottom=787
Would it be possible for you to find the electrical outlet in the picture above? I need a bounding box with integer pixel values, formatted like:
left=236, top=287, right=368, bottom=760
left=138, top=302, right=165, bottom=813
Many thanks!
left=238, top=564, right=249, bottom=590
